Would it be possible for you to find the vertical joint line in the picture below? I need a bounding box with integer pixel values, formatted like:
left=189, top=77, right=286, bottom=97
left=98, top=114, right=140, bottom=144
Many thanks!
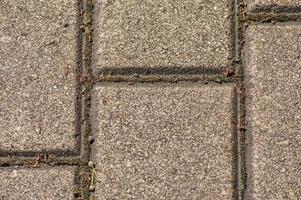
left=236, top=0, right=248, bottom=199
left=79, top=0, right=94, bottom=199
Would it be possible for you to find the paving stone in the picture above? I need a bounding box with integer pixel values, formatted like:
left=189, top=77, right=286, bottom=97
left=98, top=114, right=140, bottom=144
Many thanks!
left=0, top=0, right=79, bottom=152
left=91, top=83, right=236, bottom=199
left=247, top=0, right=301, bottom=12
left=92, top=0, right=233, bottom=74
left=244, top=24, right=301, bottom=199
left=0, top=166, right=76, bottom=199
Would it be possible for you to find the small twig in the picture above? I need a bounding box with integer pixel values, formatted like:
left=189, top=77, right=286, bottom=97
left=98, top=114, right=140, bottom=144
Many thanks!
left=88, top=161, right=96, bottom=191
left=43, top=41, right=56, bottom=47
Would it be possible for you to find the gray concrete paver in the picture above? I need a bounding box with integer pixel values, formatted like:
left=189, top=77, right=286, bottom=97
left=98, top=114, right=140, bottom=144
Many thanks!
left=0, top=0, right=79, bottom=152
left=245, top=24, right=301, bottom=200
left=92, top=0, right=233, bottom=73
left=0, top=166, right=76, bottom=200
left=91, top=83, right=236, bottom=199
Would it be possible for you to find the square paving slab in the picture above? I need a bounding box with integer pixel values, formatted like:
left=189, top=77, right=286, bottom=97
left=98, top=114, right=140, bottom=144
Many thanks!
left=0, top=0, right=79, bottom=152
left=245, top=24, right=301, bottom=199
left=92, top=0, right=233, bottom=74
left=91, top=83, right=236, bottom=199
left=0, top=167, right=76, bottom=199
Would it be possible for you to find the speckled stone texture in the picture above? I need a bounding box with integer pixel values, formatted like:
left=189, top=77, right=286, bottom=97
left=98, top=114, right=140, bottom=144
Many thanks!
left=0, top=167, right=76, bottom=199
left=92, top=0, right=233, bottom=74
left=0, top=0, right=79, bottom=152
left=91, top=83, right=236, bottom=199
left=244, top=24, right=301, bottom=199
left=247, top=0, right=301, bottom=12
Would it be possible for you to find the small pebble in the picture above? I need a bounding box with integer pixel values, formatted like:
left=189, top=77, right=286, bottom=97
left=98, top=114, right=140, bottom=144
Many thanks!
left=88, top=161, right=95, bottom=168
left=88, top=136, right=95, bottom=144
left=89, top=185, right=95, bottom=191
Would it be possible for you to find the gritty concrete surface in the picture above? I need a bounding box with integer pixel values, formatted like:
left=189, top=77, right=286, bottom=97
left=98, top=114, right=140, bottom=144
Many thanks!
left=0, top=166, right=76, bottom=199
left=247, top=0, right=301, bottom=12
left=0, top=0, right=79, bottom=152
left=92, top=0, right=233, bottom=74
left=91, top=83, right=236, bottom=199
left=244, top=24, right=301, bottom=199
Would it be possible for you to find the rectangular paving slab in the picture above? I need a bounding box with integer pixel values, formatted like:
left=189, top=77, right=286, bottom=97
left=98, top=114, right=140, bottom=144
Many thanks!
left=244, top=24, right=301, bottom=199
left=91, top=83, right=236, bottom=199
left=247, top=0, right=301, bottom=12
left=0, top=0, right=79, bottom=153
left=0, top=166, right=76, bottom=199
left=92, top=0, right=233, bottom=74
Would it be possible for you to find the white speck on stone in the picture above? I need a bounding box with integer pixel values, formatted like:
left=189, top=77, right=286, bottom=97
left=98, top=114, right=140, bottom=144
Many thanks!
left=221, top=189, right=227, bottom=196
left=96, top=47, right=104, bottom=55
left=31, top=74, right=38, bottom=79
left=126, top=161, right=132, bottom=167
left=0, top=35, right=12, bottom=43
left=277, top=140, right=289, bottom=145
left=10, top=170, right=18, bottom=178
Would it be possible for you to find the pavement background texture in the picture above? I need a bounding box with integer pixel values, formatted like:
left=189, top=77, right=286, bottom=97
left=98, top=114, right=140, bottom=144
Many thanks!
left=0, top=0, right=300, bottom=199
